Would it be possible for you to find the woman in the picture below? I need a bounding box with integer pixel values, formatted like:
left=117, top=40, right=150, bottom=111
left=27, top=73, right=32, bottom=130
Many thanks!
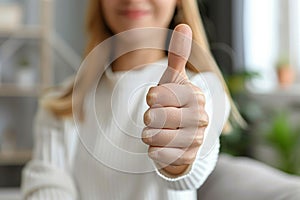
left=21, top=0, right=243, bottom=199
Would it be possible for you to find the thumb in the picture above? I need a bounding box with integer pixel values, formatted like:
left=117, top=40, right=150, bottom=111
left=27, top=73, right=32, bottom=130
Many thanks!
left=159, top=24, right=192, bottom=85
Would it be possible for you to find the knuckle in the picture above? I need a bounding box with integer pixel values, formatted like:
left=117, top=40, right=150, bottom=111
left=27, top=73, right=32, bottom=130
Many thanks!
left=177, top=150, right=193, bottom=164
left=205, top=112, right=209, bottom=122
left=196, top=93, right=206, bottom=106
left=189, top=84, right=205, bottom=102
left=193, top=134, right=204, bottom=146
left=198, top=119, right=208, bottom=127
left=196, top=110, right=209, bottom=127
left=187, top=82, right=196, bottom=90
left=182, top=152, right=196, bottom=164
left=202, top=112, right=209, bottom=125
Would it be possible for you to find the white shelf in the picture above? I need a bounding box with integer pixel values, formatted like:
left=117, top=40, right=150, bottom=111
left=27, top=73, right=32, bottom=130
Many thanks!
left=248, top=83, right=300, bottom=98
left=0, top=150, right=32, bottom=165
left=248, top=83, right=300, bottom=108
left=0, top=84, right=42, bottom=97
left=0, top=26, right=42, bottom=39
left=0, top=0, right=53, bottom=168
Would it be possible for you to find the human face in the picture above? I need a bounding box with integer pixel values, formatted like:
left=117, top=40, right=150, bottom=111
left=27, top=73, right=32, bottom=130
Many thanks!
left=101, top=0, right=177, bottom=34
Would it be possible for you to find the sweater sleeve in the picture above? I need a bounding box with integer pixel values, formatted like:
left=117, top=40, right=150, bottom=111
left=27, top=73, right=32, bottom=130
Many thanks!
left=21, top=106, right=78, bottom=200
left=154, top=72, right=230, bottom=190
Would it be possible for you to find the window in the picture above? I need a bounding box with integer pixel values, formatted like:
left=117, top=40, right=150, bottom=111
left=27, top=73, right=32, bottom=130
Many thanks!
left=243, top=0, right=299, bottom=91
left=289, top=0, right=300, bottom=72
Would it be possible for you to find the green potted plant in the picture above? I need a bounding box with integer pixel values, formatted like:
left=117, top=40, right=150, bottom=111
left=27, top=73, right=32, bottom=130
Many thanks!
left=226, top=70, right=260, bottom=95
left=266, top=112, right=300, bottom=175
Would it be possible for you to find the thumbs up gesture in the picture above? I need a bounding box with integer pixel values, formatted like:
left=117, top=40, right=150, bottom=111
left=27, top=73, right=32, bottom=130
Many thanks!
left=142, top=24, right=209, bottom=176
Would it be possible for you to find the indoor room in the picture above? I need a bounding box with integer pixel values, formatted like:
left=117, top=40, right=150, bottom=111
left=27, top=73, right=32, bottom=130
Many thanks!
left=0, top=0, right=299, bottom=199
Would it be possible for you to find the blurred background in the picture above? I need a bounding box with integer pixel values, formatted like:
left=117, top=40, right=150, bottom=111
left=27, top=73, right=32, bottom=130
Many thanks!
left=0, top=0, right=299, bottom=199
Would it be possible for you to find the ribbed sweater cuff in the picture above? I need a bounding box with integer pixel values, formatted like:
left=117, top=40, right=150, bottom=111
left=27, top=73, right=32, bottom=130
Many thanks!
left=154, top=141, right=220, bottom=190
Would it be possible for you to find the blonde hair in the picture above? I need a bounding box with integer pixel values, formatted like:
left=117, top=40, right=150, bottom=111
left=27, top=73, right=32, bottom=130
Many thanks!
left=42, top=0, right=246, bottom=127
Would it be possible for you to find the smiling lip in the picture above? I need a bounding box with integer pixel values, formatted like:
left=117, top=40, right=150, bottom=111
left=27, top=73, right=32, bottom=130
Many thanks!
left=119, top=9, right=150, bottom=19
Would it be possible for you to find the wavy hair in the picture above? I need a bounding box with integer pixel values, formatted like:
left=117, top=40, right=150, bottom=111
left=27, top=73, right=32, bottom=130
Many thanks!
left=41, top=0, right=246, bottom=128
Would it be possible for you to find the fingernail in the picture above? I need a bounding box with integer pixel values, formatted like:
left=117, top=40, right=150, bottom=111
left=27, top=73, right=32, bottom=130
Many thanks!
left=147, top=92, right=157, bottom=106
left=142, top=129, right=153, bottom=143
left=144, top=110, right=152, bottom=126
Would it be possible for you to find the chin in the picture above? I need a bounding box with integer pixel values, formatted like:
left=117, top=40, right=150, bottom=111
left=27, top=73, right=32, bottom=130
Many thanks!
left=112, top=26, right=167, bottom=51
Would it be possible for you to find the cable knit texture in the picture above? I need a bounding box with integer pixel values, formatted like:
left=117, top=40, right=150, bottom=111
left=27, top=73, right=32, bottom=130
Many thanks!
left=22, top=58, right=230, bottom=200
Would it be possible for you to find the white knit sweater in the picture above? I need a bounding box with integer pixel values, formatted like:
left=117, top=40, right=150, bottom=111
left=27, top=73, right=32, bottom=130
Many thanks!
left=21, top=58, right=230, bottom=200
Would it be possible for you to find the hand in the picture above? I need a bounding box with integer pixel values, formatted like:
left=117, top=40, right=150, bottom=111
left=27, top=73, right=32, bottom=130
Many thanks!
left=142, top=24, right=209, bottom=176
